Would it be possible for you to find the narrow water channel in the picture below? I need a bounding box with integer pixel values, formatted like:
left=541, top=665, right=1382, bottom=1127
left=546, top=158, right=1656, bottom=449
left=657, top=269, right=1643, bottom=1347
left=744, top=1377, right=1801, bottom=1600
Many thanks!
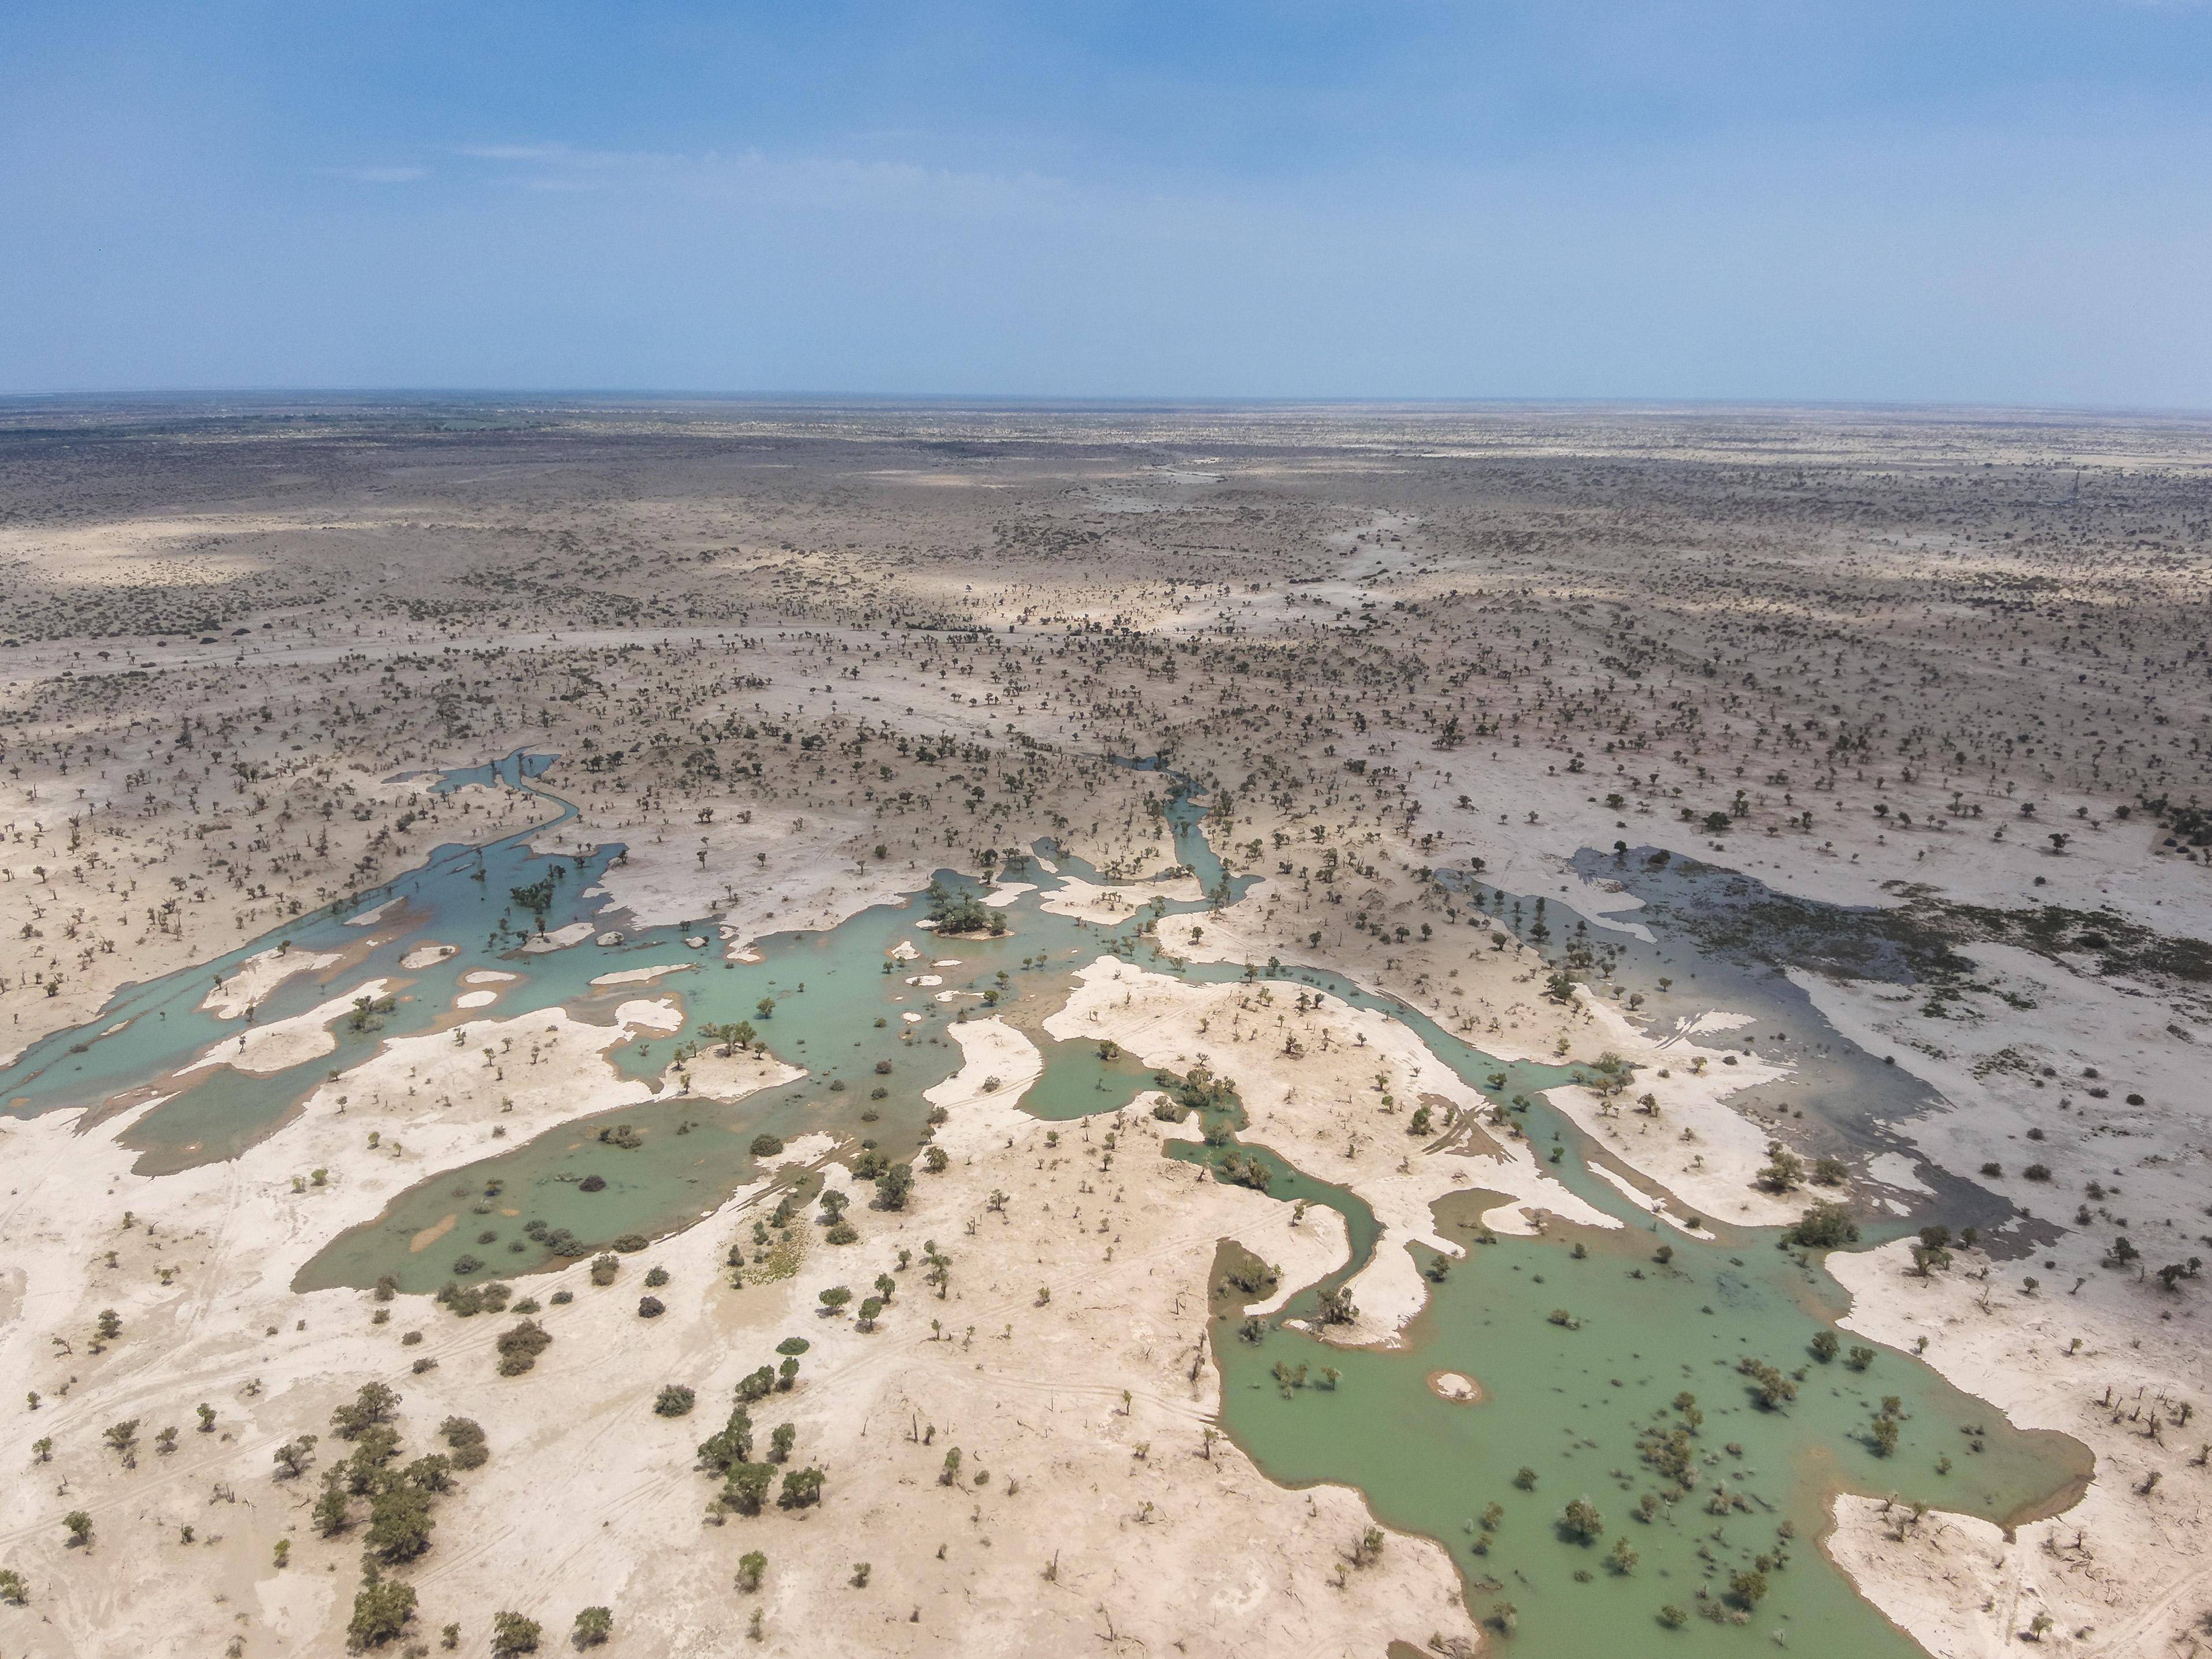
left=0, top=750, right=2088, bottom=1655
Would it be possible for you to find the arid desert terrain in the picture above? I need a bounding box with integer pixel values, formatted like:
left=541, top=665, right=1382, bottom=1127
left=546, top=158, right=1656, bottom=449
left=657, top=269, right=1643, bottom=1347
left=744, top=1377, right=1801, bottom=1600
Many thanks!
left=2, top=395, right=2210, bottom=1659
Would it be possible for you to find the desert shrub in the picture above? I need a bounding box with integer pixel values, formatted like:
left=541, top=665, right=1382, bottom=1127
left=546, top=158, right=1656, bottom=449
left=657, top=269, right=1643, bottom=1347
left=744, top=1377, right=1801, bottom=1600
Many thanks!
left=440, top=1417, right=489, bottom=1469
left=655, top=1385, right=696, bottom=1417
left=494, top=1321, right=553, bottom=1376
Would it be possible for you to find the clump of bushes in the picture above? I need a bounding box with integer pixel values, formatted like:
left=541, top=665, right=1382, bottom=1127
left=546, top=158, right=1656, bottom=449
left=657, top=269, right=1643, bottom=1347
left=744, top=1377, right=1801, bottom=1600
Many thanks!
left=523, top=1219, right=587, bottom=1256
left=441, top=1416, right=489, bottom=1470
left=495, top=1321, right=553, bottom=1376
left=1785, top=1200, right=1859, bottom=1249
left=436, top=1280, right=512, bottom=1318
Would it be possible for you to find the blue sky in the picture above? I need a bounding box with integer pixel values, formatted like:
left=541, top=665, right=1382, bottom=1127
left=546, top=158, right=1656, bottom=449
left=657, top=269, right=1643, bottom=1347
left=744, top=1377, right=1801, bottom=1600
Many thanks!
left=2, top=1, right=2209, bottom=403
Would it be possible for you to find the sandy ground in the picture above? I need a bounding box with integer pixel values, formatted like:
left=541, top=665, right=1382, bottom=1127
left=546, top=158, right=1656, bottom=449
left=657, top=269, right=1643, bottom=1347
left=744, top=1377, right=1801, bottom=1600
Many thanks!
left=542, top=805, right=907, bottom=953
left=1824, top=1237, right=2209, bottom=1657
left=199, top=946, right=344, bottom=1019
left=179, top=979, right=391, bottom=1076
left=10, top=398, right=2212, bottom=1652
left=1037, top=874, right=1206, bottom=925
left=0, top=1001, right=1477, bottom=1659
left=1044, top=957, right=1620, bottom=1343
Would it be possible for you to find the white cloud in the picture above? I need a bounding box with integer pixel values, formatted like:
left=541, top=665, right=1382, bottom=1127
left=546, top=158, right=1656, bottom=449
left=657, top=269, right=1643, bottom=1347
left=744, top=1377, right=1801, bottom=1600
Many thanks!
left=329, top=165, right=429, bottom=184
left=451, top=141, right=1069, bottom=219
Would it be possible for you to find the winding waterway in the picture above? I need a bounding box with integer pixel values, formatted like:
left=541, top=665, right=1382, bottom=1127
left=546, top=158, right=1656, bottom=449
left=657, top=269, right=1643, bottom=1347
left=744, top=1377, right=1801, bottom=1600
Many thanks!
left=0, top=752, right=2088, bottom=1654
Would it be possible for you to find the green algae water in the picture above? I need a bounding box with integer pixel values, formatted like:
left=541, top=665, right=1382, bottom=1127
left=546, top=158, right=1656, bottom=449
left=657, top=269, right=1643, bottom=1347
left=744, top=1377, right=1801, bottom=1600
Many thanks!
left=0, top=751, right=631, bottom=1169
left=1211, top=1210, right=2084, bottom=1654
left=293, top=899, right=1116, bottom=1293
left=0, top=750, right=2089, bottom=1656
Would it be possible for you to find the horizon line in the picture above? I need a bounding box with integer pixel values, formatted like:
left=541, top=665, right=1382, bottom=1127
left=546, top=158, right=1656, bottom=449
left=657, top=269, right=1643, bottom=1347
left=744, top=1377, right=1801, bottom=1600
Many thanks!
left=3, top=387, right=2211, bottom=421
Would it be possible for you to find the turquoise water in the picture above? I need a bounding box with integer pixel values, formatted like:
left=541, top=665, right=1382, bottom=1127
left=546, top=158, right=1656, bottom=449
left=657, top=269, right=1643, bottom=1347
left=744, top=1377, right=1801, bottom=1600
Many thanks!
left=1211, top=1195, right=2083, bottom=1653
left=0, top=749, right=2087, bottom=1655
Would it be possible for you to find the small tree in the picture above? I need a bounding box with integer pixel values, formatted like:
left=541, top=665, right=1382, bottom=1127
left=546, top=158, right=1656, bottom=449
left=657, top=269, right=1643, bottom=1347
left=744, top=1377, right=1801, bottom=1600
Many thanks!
left=490, top=1611, right=542, bottom=1656
left=365, top=1483, right=436, bottom=1565
left=63, top=1511, right=92, bottom=1547
left=273, top=1433, right=320, bottom=1479
left=572, top=1608, right=613, bottom=1647
left=724, top=1462, right=776, bottom=1516
left=735, top=1550, right=766, bottom=1593
left=817, top=1286, right=853, bottom=1316
left=1787, top=1200, right=1859, bottom=1249
left=405, top=1453, right=454, bottom=1494
left=1560, top=1498, right=1605, bottom=1543
left=698, top=1408, right=755, bottom=1475
left=331, top=1382, right=401, bottom=1439
left=1756, top=1143, right=1804, bottom=1194
left=347, top=1575, right=417, bottom=1650
left=1727, top=1567, right=1769, bottom=1609
left=313, top=1471, right=352, bottom=1536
